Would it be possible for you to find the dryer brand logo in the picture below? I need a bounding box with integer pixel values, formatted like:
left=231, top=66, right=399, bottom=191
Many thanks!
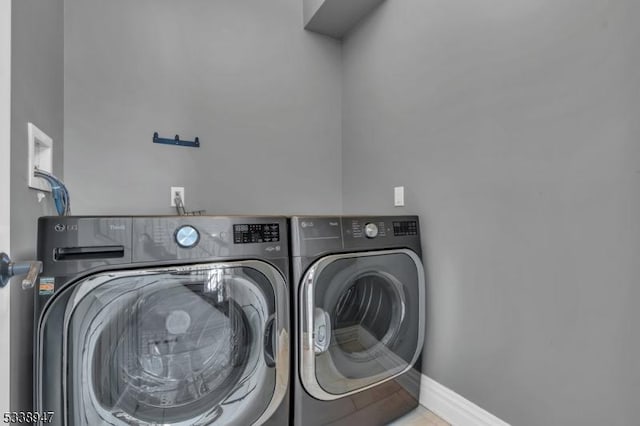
left=329, top=221, right=339, bottom=227
left=110, top=224, right=126, bottom=231
left=54, top=224, right=78, bottom=232
left=301, top=221, right=314, bottom=228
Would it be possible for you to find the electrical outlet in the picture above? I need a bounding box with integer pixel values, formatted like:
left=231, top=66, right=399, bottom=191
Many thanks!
left=394, top=186, right=405, bottom=207
left=170, top=187, right=185, bottom=207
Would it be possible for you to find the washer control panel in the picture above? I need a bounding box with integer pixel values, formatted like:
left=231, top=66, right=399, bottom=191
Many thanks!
left=175, top=225, right=200, bottom=248
left=233, top=223, right=280, bottom=244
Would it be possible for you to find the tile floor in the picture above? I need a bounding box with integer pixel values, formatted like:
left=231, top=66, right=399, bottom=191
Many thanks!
left=389, top=405, right=450, bottom=426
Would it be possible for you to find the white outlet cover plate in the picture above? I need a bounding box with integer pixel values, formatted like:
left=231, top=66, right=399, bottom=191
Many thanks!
left=27, top=122, right=53, bottom=192
left=171, top=187, right=184, bottom=207
left=394, top=186, right=405, bottom=207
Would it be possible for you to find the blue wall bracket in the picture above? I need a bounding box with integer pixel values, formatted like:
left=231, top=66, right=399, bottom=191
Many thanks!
left=153, top=132, right=200, bottom=148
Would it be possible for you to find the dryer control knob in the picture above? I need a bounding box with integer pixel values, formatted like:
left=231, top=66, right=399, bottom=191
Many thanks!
left=176, top=225, right=200, bottom=248
left=364, top=223, right=378, bottom=239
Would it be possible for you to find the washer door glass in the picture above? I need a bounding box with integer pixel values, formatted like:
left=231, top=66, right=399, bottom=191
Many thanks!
left=300, top=250, right=424, bottom=399
left=65, top=261, right=287, bottom=425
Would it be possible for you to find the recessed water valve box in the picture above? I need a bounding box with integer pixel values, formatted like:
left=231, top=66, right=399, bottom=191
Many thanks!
left=27, top=122, right=53, bottom=192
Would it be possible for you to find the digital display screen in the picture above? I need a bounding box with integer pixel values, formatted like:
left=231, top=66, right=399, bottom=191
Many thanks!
left=393, top=221, right=418, bottom=236
left=233, top=223, right=280, bottom=244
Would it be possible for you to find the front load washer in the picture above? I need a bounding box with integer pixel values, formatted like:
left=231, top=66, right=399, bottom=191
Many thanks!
left=290, top=216, right=425, bottom=426
left=35, top=216, right=290, bottom=426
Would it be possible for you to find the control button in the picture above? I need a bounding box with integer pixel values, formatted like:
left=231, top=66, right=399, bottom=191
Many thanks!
left=364, top=223, right=379, bottom=238
left=175, top=225, right=200, bottom=248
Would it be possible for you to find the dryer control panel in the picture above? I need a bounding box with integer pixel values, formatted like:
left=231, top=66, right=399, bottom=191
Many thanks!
left=345, top=218, right=419, bottom=240
left=290, top=216, right=422, bottom=257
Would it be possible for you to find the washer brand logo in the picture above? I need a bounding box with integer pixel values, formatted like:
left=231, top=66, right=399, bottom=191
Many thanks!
left=301, top=221, right=314, bottom=228
left=329, top=221, right=339, bottom=226
left=265, top=246, right=281, bottom=252
left=109, top=224, right=126, bottom=231
left=55, top=224, right=78, bottom=232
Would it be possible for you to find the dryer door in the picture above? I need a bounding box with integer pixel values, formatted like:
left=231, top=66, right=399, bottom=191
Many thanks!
left=300, top=249, right=425, bottom=400
left=48, top=261, right=288, bottom=425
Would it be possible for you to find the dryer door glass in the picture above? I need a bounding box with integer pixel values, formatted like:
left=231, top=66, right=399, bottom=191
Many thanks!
left=64, top=261, right=287, bottom=425
left=300, top=250, right=424, bottom=399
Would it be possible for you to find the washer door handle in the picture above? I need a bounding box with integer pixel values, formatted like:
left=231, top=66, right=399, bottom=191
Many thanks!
left=313, top=308, right=331, bottom=354
left=263, top=314, right=277, bottom=368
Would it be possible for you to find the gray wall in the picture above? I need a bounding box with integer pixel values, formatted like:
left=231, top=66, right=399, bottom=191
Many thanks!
left=64, top=0, right=342, bottom=216
left=10, top=0, right=64, bottom=411
left=342, top=1, right=640, bottom=425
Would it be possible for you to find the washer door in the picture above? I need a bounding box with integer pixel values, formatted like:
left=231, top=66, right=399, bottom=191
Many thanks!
left=300, top=249, right=425, bottom=400
left=59, top=261, right=288, bottom=425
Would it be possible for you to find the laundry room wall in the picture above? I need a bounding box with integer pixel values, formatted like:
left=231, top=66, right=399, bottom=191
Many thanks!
left=64, top=0, right=342, bottom=216
left=341, top=1, right=640, bottom=425
left=10, top=0, right=64, bottom=412
left=0, top=0, right=10, bottom=415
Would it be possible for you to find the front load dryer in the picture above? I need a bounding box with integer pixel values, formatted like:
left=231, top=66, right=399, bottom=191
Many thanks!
left=35, top=216, right=290, bottom=426
left=290, top=216, right=426, bottom=426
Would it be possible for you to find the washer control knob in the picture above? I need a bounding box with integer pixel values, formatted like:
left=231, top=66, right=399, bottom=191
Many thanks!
left=364, top=223, right=379, bottom=239
left=176, top=225, right=200, bottom=248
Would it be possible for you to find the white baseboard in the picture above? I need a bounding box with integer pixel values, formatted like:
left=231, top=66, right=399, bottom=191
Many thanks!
left=419, top=375, right=511, bottom=426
